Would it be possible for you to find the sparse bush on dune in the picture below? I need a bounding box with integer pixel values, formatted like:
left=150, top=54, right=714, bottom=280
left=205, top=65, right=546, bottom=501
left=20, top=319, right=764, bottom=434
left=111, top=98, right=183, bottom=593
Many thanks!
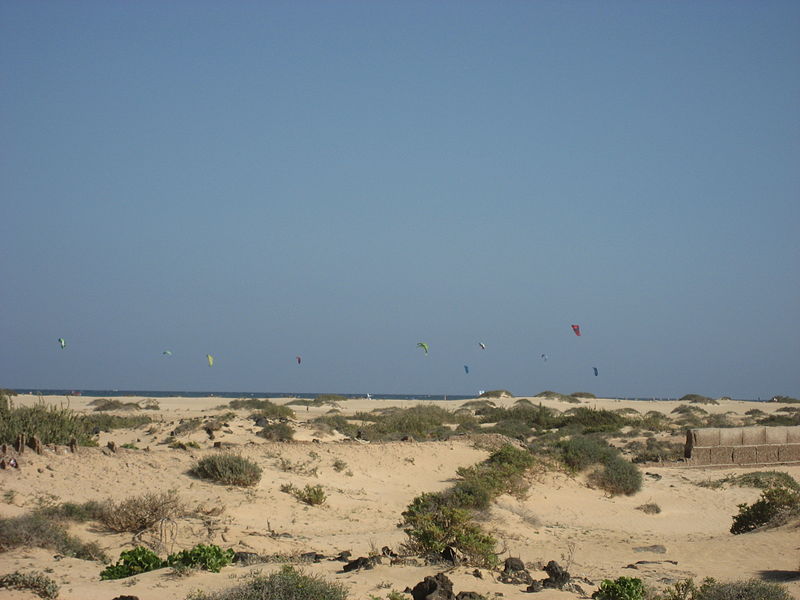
left=192, top=453, right=262, bottom=487
left=658, top=577, right=793, bottom=600
left=730, top=486, right=800, bottom=534
left=258, top=422, right=294, bottom=441
left=590, top=456, right=643, bottom=496
left=35, top=500, right=105, bottom=523
left=769, top=395, right=800, bottom=404
left=0, top=399, right=94, bottom=446
left=0, top=513, right=106, bottom=561
left=699, top=471, right=799, bottom=492
left=0, top=571, right=60, bottom=599
left=558, top=436, right=642, bottom=496
left=479, top=389, right=513, bottom=398
left=757, top=412, right=800, bottom=426
left=461, top=399, right=496, bottom=410
left=99, top=490, right=186, bottom=533
left=81, top=413, right=152, bottom=432
left=229, top=398, right=295, bottom=419
left=626, top=438, right=685, bottom=463
left=185, top=565, right=349, bottom=600
left=91, top=398, right=140, bottom=411
left=680, top=394, right=718, bottom=405
left=312, top=415, right=359, bottom=438
left=572, top=392, right=596, bottom=399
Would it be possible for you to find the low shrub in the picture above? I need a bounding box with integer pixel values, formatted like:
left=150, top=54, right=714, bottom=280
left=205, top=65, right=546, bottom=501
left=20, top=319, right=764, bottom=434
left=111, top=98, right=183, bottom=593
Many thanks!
left=700, top=471, right=799, bottom=492
left=100, top=546, right=164, bottom=580
left=627, top=438, right=685, bottom=463
left=99, top=490, right=185, bottom=532
left=769, top=395, right=800, bottom=404
left=282, top=484, right=326, bottom=505
left=680, top=394, right=717, bottom=405
left=592, top=576, right=645, bottom=599
left=82, top=413, right=152, bottom=432
left=730, top=486, right=800, bottom=534
left=400, top=494, right=498, bottom=567
left=192, top=453, right=262, bottom=487
left=478, top=389, right=513, bottom=398
left=332, top=459, right=348, bottom=472
left=258, top=422, right=294, bottom=441
left=559, top=436, right=617, bottom=471
left=91, top=398, right=140, bottom=411
left=185, top=564, right=349, bottom=600
left=0, top=571, right=60, bottom=599
left=590, top=456, right=642, bottom=496
left=0, top=513, right=106, bottom=560
left=572, top=392, right=596, bottom=399
left=636, top=502, right=661, bottom=514
left=35, top=500, right=105, bottom=522
left=0, top=400, right=93, bottom=446
left=660, top=577, right=792, bottom=600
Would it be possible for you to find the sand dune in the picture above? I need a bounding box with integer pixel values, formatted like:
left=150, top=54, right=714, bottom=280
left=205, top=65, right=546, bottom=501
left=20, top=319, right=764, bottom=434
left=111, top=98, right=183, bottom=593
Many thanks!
left=1, top=394, right=798, bottom=599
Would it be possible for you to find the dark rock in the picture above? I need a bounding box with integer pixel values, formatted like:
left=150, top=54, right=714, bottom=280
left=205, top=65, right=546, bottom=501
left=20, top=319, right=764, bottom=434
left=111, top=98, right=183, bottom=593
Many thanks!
left=401, top=435, right=415, bottom=442
left=382, top=546, right=397, bottom=558
left=254, top=417, right=268, bottom=428
left=504, top=557, right=526, bottom=572
left=456, top=593, right=486, bottom=600
left=332, top=550, right=351, bottom=562
left=541, top=560, right=570, bottom=589
left=472, top=569, right=483, bottom=579
left=213, top=441, right=222, bottom=448
left=300, top=551, right=325, bottom=563
left=232, top=551, right=260, bottom=564
left=411, top=572, right=455, bottom=600
left=526, top=580, right=543, bottom=593
left=342, top=556, right=377, bottom=572
left=633, top=544, right=667, bottom=554
left=111, top=596, right=140, bottom=600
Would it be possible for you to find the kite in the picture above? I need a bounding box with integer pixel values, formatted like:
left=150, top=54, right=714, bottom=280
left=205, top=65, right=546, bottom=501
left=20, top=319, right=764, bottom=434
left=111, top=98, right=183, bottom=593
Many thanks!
left=478, top=342, right=486, bottom=350
left=417, top=342, right=429, bottom=355
left=58, top=338, right=66, bottom=349
left=206, top=354, right=214, bottom=367
left=571, top=324, right=581, bottom=336
left=541, top=353, right=548, bottom=361
left=593, top=367, right=599, bottom=376
left=162, top=350, right=172, bottom=356
left=296, top=356, right=302, bottom=364
left=464, top=365, right=469, bottom=374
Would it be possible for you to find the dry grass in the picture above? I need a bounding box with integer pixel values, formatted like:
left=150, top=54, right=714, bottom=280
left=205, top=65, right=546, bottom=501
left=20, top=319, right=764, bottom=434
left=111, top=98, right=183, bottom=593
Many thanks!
left=99, top=490, right=186, bottom=533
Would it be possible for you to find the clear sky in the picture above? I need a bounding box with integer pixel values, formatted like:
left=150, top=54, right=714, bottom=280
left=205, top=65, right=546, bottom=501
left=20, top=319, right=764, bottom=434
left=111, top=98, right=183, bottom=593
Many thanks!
left=2, top=1, right=798, bottom=399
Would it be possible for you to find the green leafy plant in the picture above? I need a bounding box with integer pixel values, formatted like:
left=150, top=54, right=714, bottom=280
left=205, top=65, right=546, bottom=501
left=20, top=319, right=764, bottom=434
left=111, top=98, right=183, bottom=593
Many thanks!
left=100, top=546, right=165, bottom=580
left=592, top=576, right=645, bottom=600
left=166, top=544, right=234, bottom=573
left=730, top=486, right=800, bottom=534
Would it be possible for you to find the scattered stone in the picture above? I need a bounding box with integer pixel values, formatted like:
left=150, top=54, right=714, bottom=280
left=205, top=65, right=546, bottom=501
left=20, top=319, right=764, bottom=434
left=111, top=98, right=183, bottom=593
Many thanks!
left=232, top=552, right=260, bottom=565
left=472, top=569, right=483, bottom=579
left=213, top=441, right=222, bottom=448
left=633, top=544, right=667, bottom=554
left=381, top=546, right=398, bottom=558
left=498, top=556, right=533, bottom=585
left=300, top=551, right=325, bottom=563
left=645, top=472, right=663, bottom=480
left=107, top=441, right=117, bottom=453
left=111, top=596, right=140, bottom=600
left=342, top=556, right=378, bottom=572
left=411, top=572, right=454, bottom=600
left=332, top=550, right=351, bottom=562
left=504, top=557, right=526, bottom=572
left=541, top=560, right=570, bottom=588
left=456, top=593, right=486, bottom=600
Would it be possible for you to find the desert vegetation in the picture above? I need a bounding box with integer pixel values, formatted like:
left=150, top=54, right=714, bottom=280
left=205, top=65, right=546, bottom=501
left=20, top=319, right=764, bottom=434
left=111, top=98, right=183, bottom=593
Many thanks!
left=192, top=453, right=263, bottom=487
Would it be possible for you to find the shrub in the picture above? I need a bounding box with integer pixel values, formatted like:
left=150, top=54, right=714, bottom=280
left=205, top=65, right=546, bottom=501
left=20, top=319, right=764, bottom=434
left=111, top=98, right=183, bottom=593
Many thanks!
left=290, top=484, right=327, bottom=506
left=680, top=394, right=717, bottom=405
left=185, top=564, right=349, bottom=600
left=730, top=486, right=800, bottom=534
left=99, top=490, right=185, bottom=532
left=0, top=513, right=106, bottom=560
left=192, top=453, right=262, bottom=487
left=660, top=577, right=793, bottom=600
left=592, top=576, right=645, bottom=599
left=166, top=544, right=234, bottom=572
left=0, top=400, right=94, bottom=446
left=82, top=413, right=152, bottom=432
left=400, top=494, right=498, bottom=567
left=100, top=546, right=165, bottom=580
left=35, top=500, right=105, bottom=523
left=700, top=471, right=799, bottom=492
left=332, top=459, right=348, bottom=472
left=636, top=502, right=661, bottom=514
left=628, top=438, right=684, bottom=463
left=590, top=456, right=642, bottom=496
left=0, top=571, right=60, bottom=599
left=770, top=395, right=800, bottom=404
left=558, top=407, right=627, bottom=433
left=559, top=436, right=617, bottom=471
left=479, top=390, right=513, bottom=398
left=91, top=398, right=140, bottom=411
left=258, top=422, right=294, bottom=441
left=572, top=392, right=596, bottom=398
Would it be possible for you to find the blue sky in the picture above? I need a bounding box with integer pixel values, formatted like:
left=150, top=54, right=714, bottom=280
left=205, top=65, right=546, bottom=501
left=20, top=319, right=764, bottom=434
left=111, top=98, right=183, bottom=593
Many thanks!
left=2, top=1, right=798, bottom=398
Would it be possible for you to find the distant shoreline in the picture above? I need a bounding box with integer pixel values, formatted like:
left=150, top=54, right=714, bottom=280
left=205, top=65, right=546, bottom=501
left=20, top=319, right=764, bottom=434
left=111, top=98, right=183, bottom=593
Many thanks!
left=8, top=388, right=769, bottom=402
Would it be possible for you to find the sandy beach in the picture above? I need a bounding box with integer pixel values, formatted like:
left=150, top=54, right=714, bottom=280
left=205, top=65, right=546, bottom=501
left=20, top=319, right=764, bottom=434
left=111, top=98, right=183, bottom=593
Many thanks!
left=1, top=393, right=798, bottom=599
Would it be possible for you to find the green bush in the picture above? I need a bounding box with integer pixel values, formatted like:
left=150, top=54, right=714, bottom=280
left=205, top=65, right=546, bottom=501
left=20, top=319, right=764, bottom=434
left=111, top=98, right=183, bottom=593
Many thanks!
left=192, top=453, right=262, bottom=487
left=559, top=436, right=617, bottom=471
left=0, top=400, right=94, bottom=446
left=680, top=394, right=718, bottom=405
left=592, top=576, right=645, bottom=600
left=100, top=546, right=165, bottom=580
left=0, top=513, right=106, bottom=560
left=479, top=390, right=513, bottom=398
left=590, top=456, right=642, bottom=496
left=258, top=422, right=294, bottom=441
left=400, top=494, right=498, bottom=567
left=572, top=392, right=596, bottom=398
left=0, top=571, right=60, bottom=599
left=557, top=407, right=628, bottom=433
left=185, top=565, right=349, bottom=600
left=627, top=438, right=685, bottom=463
left=166, top=544, right=234, bottom=573
left=730, top=486, right=800, bottom=534
left=283, top=484, right=327, bottom=506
